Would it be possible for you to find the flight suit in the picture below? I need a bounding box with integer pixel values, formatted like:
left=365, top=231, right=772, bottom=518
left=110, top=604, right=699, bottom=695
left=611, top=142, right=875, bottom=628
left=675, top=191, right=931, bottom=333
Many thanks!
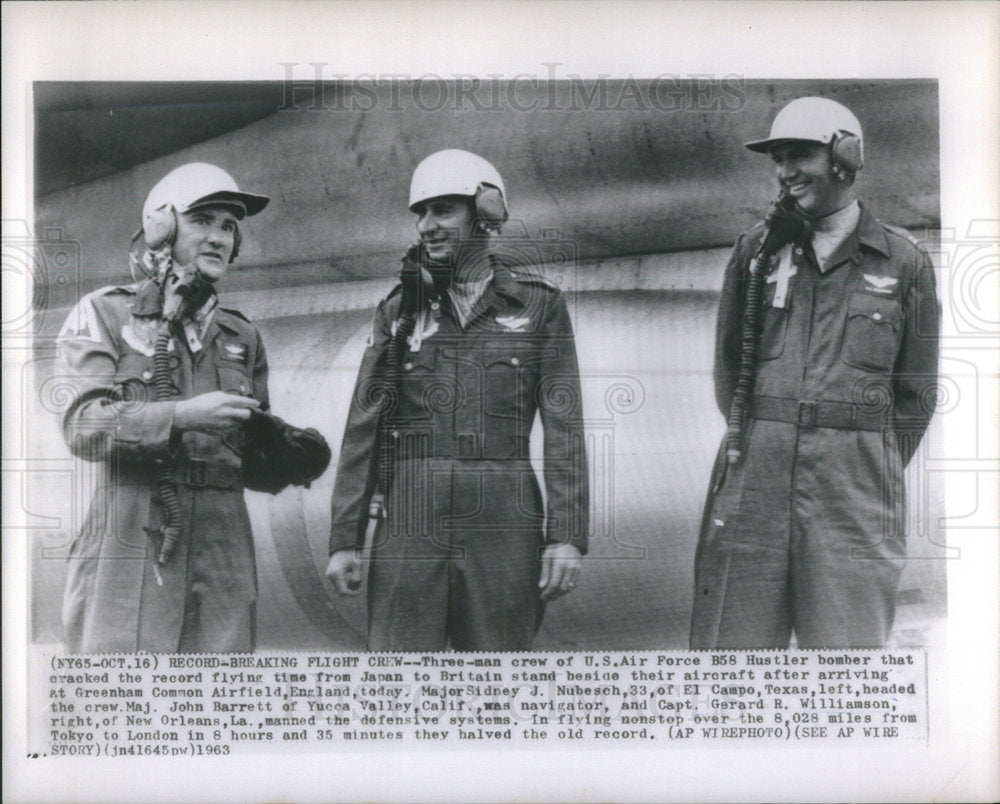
left=57, top=278, right=325, bottom=652
left=329, top=265, right=588, bottom=651
left=691, top=204, right=940, bottom=649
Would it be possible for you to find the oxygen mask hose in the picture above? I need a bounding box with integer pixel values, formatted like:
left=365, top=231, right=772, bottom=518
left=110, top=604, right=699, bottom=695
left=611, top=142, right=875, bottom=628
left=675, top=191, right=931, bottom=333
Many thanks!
left=149, top=271, right=209, bottom=568
left=725, top=192, right=806, bottom=465
left=377, top=247, right=423, bottom=502
left=152, top=328, right=183, bottom=567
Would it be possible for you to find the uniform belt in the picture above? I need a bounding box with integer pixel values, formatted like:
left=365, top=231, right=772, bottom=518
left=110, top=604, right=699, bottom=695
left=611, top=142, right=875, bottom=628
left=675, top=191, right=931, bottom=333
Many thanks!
left=168, top=457, right=244, bottom=491
left=390, top=429, right=530, bottom=460
left=750, top=395, right=887, bottom=432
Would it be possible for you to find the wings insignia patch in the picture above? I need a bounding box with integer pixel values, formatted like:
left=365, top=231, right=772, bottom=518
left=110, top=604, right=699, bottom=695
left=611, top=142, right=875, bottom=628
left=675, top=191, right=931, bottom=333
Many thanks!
left=863, top=274, right=898, bottom=294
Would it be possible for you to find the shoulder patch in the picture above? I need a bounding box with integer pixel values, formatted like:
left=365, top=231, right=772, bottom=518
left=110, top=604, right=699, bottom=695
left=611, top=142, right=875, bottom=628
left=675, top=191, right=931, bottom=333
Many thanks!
left=58, top=296, right=103, bottom=343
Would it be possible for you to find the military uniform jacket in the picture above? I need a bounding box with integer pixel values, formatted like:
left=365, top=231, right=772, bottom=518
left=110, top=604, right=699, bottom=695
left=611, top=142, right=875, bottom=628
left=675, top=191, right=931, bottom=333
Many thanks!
left=329, top=266, right=589, bottom=557
left=57, top=279, right=271, bottom=652
left=691, top=202, right=940, bottom=647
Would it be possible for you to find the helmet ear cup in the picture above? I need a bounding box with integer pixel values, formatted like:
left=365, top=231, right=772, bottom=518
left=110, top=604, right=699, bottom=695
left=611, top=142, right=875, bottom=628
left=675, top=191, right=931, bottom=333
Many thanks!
left=474, top=183, right=508, bottom=232
left=144, top=205, right=177, bottom=250
left=830, top=130, right=863, bottom=173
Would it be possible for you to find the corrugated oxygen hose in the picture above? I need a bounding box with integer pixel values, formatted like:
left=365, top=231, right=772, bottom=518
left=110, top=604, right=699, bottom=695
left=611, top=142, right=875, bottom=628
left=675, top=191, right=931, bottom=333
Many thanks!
left=152, top=328, right=182, bottom=564
left=377, top=311, right=416, bottom=501
left=725, top=192, right=805, bottom=465
left=725, top=250, right=769, bottom=465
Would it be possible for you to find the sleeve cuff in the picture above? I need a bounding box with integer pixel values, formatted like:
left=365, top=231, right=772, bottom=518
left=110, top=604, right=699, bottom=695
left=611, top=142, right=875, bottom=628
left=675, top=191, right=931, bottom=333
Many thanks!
left=329, top=523, right=363, bottom=556
left=115, top=400, right=177, bottom=459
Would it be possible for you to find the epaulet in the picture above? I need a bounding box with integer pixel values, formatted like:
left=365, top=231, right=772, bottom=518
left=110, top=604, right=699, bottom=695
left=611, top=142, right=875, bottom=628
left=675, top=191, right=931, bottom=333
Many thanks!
left=879, top=221, right=923, bottom=248
left=510, top=270, right=559, bottom=292
left=385, top=283, right=404, bottom=301
left=218, top=306, right=252, bottom=323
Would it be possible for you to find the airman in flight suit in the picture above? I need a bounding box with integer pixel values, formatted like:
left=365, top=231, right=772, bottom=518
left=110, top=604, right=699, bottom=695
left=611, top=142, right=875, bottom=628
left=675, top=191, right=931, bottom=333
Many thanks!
left=326, top=150, right=589, bottom=651
left=691, top=99, right=940, bottom=649
left=57, top=163, right=329, bottom=652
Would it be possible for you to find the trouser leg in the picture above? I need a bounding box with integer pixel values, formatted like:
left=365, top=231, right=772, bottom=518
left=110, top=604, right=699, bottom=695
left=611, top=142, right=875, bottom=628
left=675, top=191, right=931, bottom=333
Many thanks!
left=791, top=531, right=903, bottom=648
left=790, top=430, right=906, bottom=648
left=691, top=533, right=793, bottom=648
left=175, top=493, right=256, bottom=653
left=366, top=537, right=450, bottom=651
left=447, top=530, right=544, bottom=651
left=366, top=501, right=450, bottom=651
left=445, top=463, right=545, bottom=651
left=690, top=426, right=795, bottom=649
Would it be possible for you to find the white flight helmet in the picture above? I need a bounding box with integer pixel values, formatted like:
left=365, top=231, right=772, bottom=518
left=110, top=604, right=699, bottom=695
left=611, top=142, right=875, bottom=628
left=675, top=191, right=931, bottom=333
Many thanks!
left=142, top=162, right=269, bottom=243
left=745, top=97, right=864, bottom=172
left=408, top=149, right=508, bottom=230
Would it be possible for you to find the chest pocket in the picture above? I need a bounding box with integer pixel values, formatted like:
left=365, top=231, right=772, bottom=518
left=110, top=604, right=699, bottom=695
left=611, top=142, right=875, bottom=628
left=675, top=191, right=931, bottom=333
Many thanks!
left=841, top=293, right=903, bottom=372
left=398, top=342, right=446, bottom=420
left=757, top=279, right=790, bottom=361
left=216, top=364, right=254, bottom=397
left=216, top=364, right=255, bottom=458
left=482, top=345, right=537, bottom=418
left=402, top=341, right=438, bottom=374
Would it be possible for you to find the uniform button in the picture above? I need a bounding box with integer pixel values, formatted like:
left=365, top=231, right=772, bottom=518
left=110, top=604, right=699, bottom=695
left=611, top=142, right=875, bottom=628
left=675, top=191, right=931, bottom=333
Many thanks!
left=873, top=312, right=883, bottom=322
left=404, top=362, right=414, bottom=371
left=240, top=383, right=248, bottom=393
left=141, top=370, right=153, bottom=381
left=430, top=302, right=440, bottom=311
left=795, top=248, right=803, bottom=256
left=510, top=356, right=520, bottom=366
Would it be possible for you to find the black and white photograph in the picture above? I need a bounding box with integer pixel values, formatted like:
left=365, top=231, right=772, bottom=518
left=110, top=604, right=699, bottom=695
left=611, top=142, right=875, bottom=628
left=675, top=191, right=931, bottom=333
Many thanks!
left=4, top=2, right=998, bottom=803
left=27, top=78, right=945, bottom=654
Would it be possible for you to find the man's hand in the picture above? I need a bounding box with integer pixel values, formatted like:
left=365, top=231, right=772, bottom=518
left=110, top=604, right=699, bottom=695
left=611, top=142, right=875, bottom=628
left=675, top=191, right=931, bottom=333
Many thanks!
left=174, top=391, right=260, bottom=434
left=325, top=549, right=363, bottom=596
left=539, top=543, right=581, bottom=601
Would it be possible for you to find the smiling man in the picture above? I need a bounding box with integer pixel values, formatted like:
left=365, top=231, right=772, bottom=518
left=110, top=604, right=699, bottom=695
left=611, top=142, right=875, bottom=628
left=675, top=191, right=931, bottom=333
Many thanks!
left=326, top=149, right=588, bottom=651
left=57, top=163, right=329, bottom=652
left=690, top=98, right=940, bottom=649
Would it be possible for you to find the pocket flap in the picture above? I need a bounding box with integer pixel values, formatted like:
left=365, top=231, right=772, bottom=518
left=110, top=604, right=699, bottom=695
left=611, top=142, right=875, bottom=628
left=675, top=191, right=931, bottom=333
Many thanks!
left=216, top=365, right=254, bottom=396
left=847, top=293, right=901, bottom=328
left=481, top=342, right=535, bottom=368
left=114, top=353, right=154, bottom=384
left=402, top=342, right=437, bottom=372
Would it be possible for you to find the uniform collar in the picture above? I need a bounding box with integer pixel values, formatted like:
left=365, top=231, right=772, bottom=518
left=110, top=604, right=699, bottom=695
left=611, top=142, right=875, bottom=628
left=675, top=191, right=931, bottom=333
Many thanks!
left=129, top=277, right=223, bottom=318
left=199, top=305, right=249, bottom=351
left=130, top=277, right=222, bottom=352
left=855, top=202, right=892, bottom=257
left=815, top=201, right=891, bottom=273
